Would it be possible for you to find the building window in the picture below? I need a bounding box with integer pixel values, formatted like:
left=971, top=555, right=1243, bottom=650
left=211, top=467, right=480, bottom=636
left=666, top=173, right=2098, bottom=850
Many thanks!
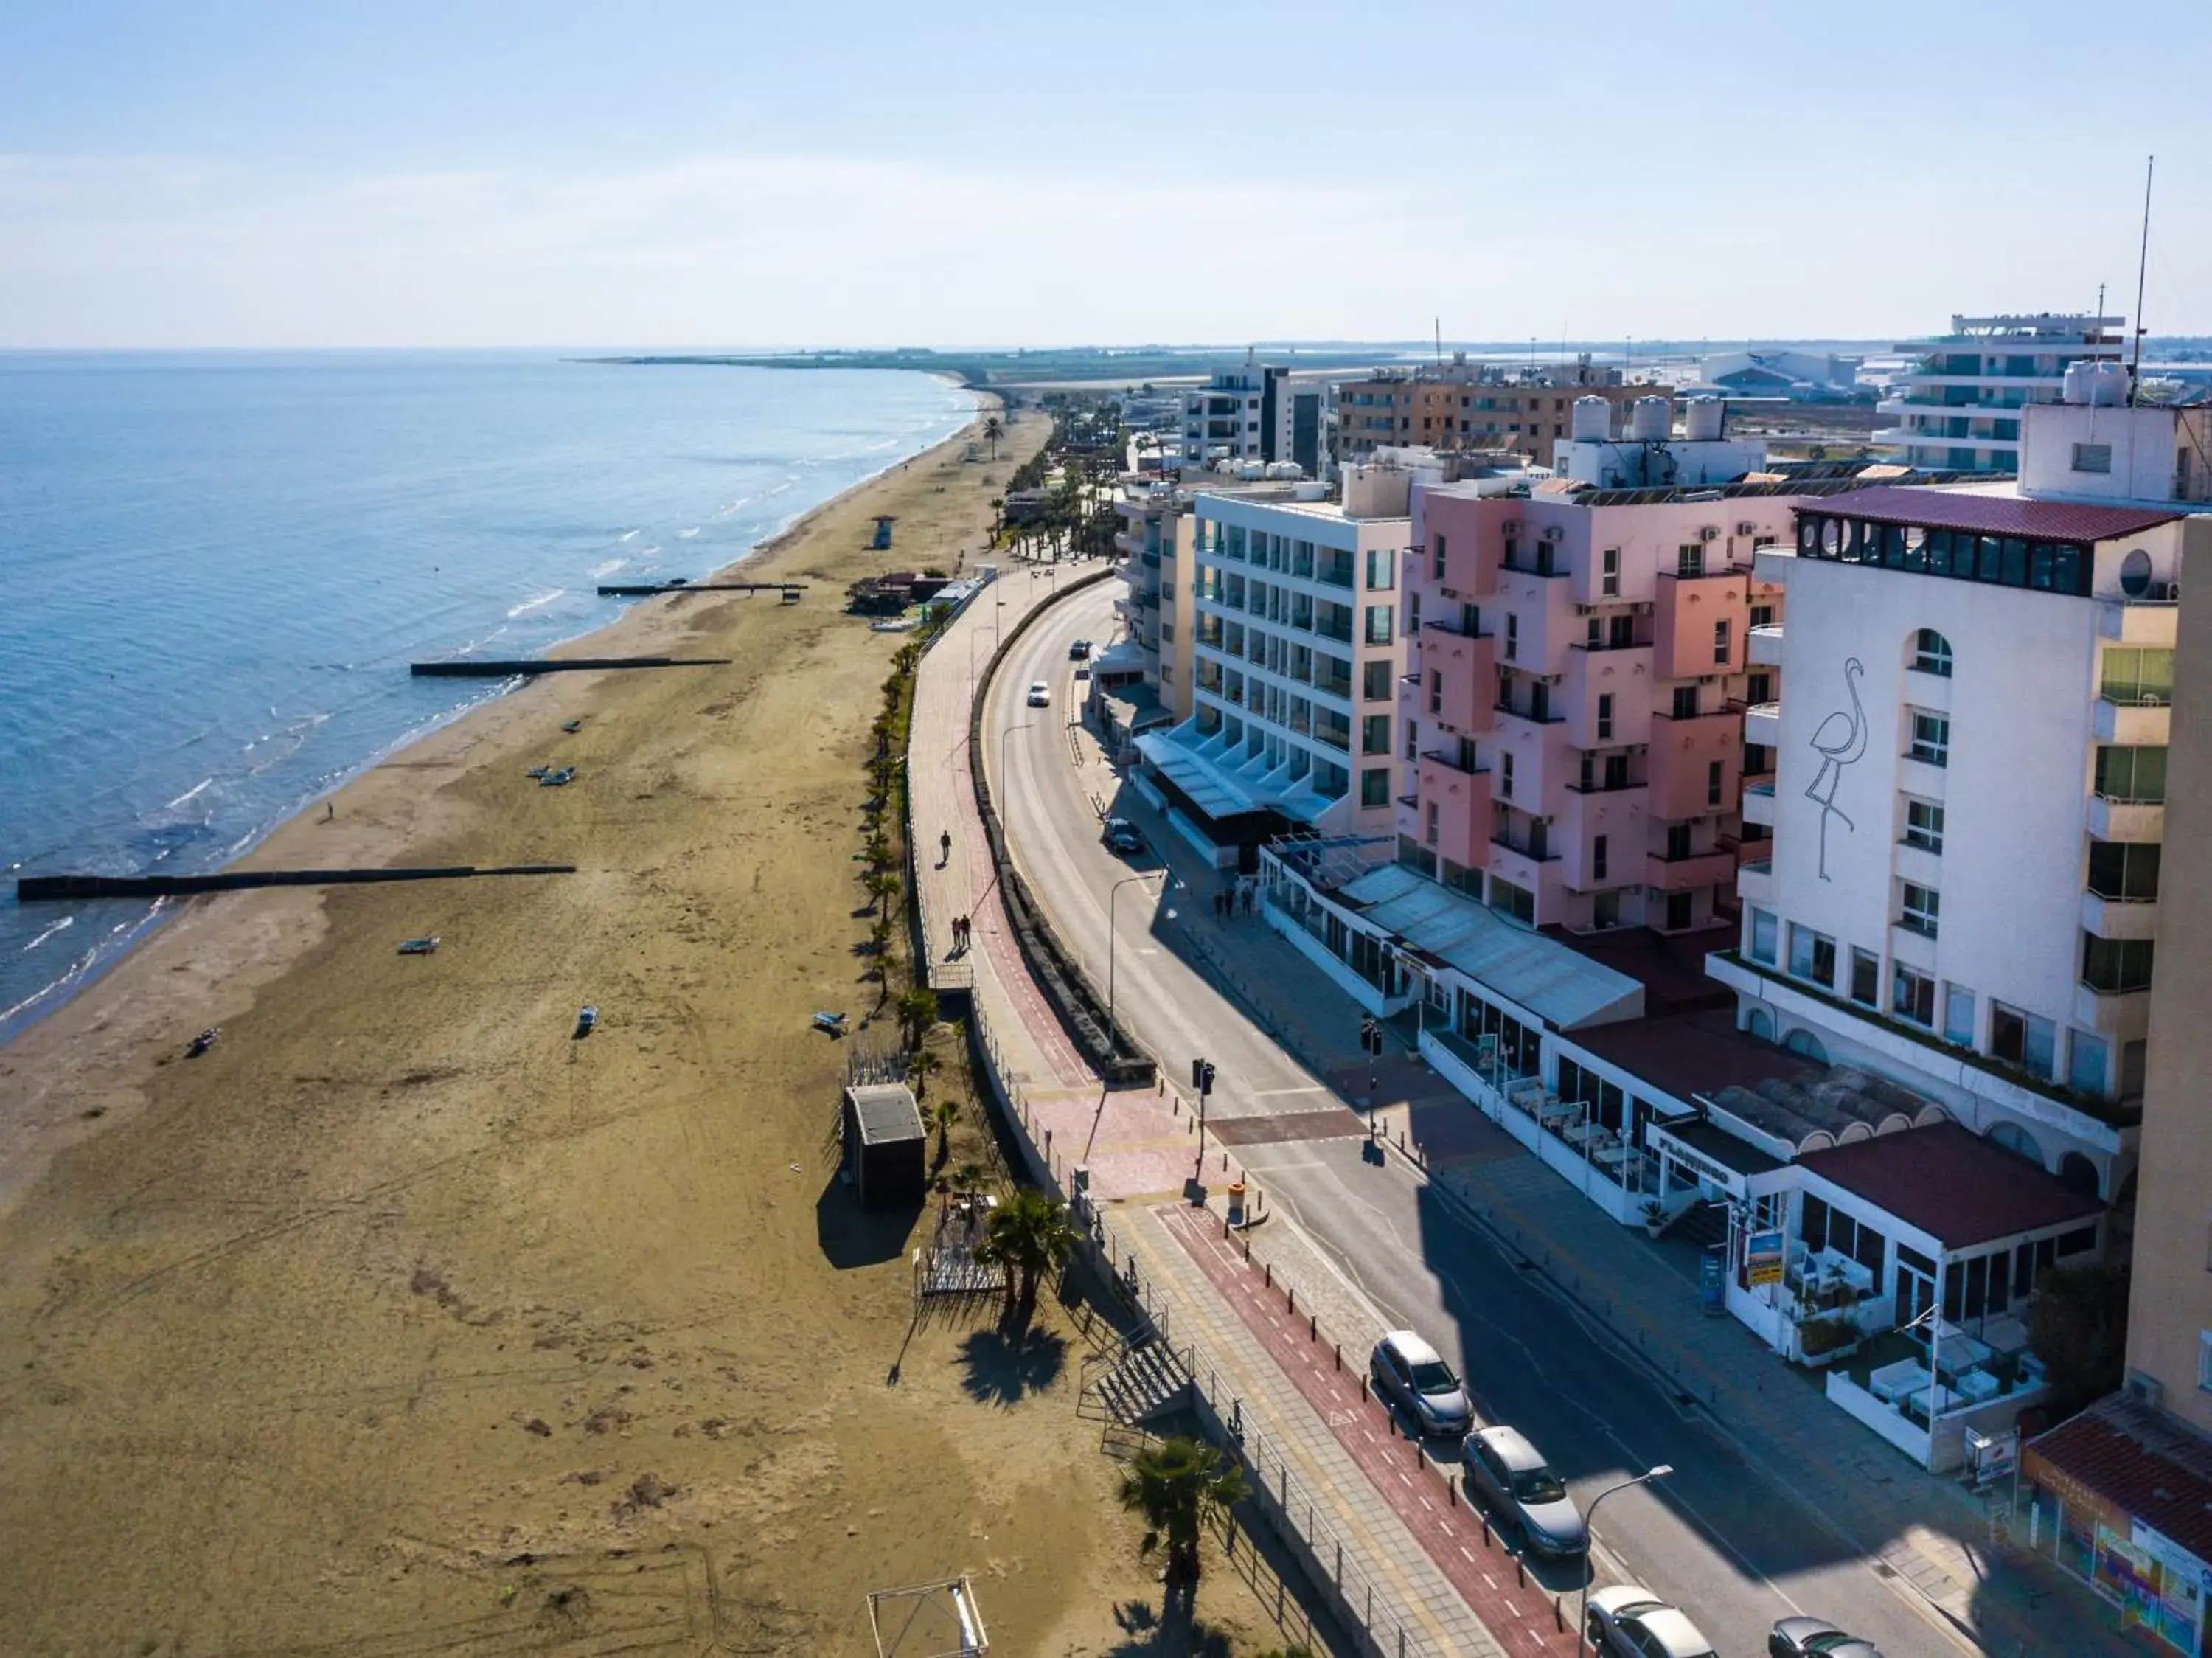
left=2071, top=442, right=2113, bottom=474
left=1713, top=620, right=1731, bottom=665
left=1908, top=710, right=1950, bottom=767
left=2082, top=934, right=2155, bottom=994
left=1899, top=882, right=1940, bottom=938
left=2070, top=1030, right=2110, bottom=1095
left=1893, top=965, right=1936, bottom=1026
left=1432, top=533, right=1447, bottom=580
left=1601, top=548, right=1621, bottom=597
left=1672, top=685, right=1700, bottom=721
left=1911, top=628, right=1954, bottom=676
left=1592, top=833, right=1609, bottom=881
left=1366, top=548, right=1394, bottom=591
left=1499, top=752, right=1514, bottom=799
left=1428, top=670, right=1442, bottom=715
left=1707, top=760, right=1724, bottom=807
left=1361, top=766, right=1391, bottom=808
left=1425, top=802, right=1439, bottom=846
left=1361, top=714, right=1391, bottom=756
left=2094, top=744, right=2168, bottom=802
left=1403, top=718, right=1418, bottom=761
left=1596, top=693, right=1614, bottom=741
left=1850, top=948, right=1879, bottom=1007
left=1750, top=603, right=1774, bottom=626
left=1363, top=659, right=1393, bottom=702
left=1789, top=923, right=1837, bottom=990
left=1944, top=983, right=1975, bottom=1047
left=1677, top=544, right=1705, bottom=578
left=2101, top=647, right=2174, bottom=706
left=1505, top=613, right=1519, bottom=661
left=1904, top=798, right=1944, bottom=853
left=2087, top=840, right=2160, bottom=901
left=1365, top=605, right=1394, bottom=645
left=1750, top=908, right=1778, bottom=965
left=1991, top=1001, right=2059, bottom=1079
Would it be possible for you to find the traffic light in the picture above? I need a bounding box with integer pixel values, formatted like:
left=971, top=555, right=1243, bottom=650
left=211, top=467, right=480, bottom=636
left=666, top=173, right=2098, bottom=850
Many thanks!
left=1359, top=1017, right=1383, bottom=1057
left=1191, top=1058, right=1217, bottom=1096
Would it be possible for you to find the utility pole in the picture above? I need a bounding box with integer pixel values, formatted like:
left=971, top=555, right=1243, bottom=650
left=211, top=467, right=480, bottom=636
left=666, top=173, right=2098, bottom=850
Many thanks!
left=1191, top=1058, right=1217, bottom=1179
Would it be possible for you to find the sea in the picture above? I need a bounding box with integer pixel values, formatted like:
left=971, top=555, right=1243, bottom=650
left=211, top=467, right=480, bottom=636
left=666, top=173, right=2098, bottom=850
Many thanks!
left=0, top=350, right=975, bottom=1041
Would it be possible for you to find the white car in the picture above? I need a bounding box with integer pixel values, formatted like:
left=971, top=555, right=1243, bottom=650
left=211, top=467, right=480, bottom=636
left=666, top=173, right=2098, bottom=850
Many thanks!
left=1026, top=681, right=1051, bottom=707
left=1586, top=1585, right=1717, bottom=1658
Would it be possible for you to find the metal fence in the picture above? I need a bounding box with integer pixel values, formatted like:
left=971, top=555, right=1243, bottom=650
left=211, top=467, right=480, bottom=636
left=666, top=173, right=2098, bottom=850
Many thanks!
left=967, top=993, right=1437, bottom=1658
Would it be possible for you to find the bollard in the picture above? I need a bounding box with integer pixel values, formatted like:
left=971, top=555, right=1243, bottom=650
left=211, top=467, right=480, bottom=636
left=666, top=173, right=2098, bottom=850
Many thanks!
left=1287, top=1286, right=1295, bottom=1314
left=1481, top=1513, right=1492, bottom=1547
left=1447, top=1474, right=1458, bottom=1506
left=1516, top=1554, right=1527, bottom=1588
left=1333, top=1343, right=1341, bottom=1371
left=1264, top=1263, right=1272, bottom=1289
left=1241, top=1234, right=1251, bottom=1260
left=1554, top=1595, right=1567, bottom=1632
left=1308, top=1313, right=1317, bottom=1341
left=1360, top=1373, right=1369, bottom=1401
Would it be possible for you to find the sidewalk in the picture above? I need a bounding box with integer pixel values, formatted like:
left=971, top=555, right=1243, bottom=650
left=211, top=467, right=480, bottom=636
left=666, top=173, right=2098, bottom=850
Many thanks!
left=908, top=574, right=1528, bottom=1656
left=1142, top=872, right=2138, bottom=1657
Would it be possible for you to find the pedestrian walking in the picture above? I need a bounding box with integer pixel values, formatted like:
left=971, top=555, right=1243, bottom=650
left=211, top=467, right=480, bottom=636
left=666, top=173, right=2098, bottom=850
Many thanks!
left=939, top=829, right=952, bottom=867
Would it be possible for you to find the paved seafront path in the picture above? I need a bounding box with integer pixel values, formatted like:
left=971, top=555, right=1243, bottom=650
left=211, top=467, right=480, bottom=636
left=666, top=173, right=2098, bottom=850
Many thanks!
left=908, top=555, right=1524, bottom=1655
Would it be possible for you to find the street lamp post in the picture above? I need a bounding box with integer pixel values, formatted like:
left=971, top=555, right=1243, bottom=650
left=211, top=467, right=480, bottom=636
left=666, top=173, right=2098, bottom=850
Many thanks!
left=999, top=721, right=1034, bottom=808
left=1577, top=1465, right=1673, bottom=1654
left=967, top=622, right=998, bottom=687
left=1105, top=870, right=1166, bottom=1046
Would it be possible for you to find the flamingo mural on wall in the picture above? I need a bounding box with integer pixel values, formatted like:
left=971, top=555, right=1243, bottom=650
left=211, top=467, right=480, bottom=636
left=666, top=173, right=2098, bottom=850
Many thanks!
left=1805, top=656, right=1866, bottom=881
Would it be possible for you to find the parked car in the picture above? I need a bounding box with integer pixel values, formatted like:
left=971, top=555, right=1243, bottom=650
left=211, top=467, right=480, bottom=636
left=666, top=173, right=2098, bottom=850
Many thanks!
left=1368, top=1330, right=1472, bottom=1440
left=1461, top=1426, right=1585, bottom=1556
left=1026, top=681, right=1051, bottom=707
left=1068, top=639, right=1092, bottom=660
left=1586, top=1586, right=1717, bottom=1658
left=1768, top=1616, right=1886, bottom=1657
left=1102, top=817, right=1144, bottom=856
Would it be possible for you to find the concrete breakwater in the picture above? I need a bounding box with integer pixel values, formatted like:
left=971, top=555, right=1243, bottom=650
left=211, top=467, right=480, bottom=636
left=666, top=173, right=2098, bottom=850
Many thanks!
left=18, top=864, right=577, bottom=901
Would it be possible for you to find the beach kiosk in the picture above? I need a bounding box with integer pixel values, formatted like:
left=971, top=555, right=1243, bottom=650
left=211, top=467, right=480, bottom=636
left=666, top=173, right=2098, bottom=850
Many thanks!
left=841, top=1082, right=925, bottom=1207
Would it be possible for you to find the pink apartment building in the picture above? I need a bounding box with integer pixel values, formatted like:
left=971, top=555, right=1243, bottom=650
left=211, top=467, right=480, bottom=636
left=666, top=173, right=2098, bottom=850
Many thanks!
left=1397, top=473, right=1795, bottom=936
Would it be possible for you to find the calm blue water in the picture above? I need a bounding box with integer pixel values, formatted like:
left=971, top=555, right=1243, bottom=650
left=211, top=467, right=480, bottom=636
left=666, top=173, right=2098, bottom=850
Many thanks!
left=0, top=352, right=973, bottom=1038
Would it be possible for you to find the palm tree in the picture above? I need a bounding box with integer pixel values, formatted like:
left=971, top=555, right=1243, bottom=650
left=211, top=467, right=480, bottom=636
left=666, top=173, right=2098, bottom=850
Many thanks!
left=894, top=986, right=939, bottom=1050
left=908, top=1047, right=944, bottom=1102
left=864, top=870, right=901, bottom=914
left=983, top=415, right=1004, bottom=460
left=949, top=1160, right=990, bottom=1197
left=926, top=1094, right=958, bottom=1164
left=1116, top=1435, right=1248, bottom=1587
left=976, top=1188, right=1078, bottom=1326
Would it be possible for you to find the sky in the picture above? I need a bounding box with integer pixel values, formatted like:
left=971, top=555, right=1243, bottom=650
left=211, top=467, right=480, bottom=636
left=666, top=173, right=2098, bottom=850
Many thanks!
left=3, top=0, right=2209, bottom=350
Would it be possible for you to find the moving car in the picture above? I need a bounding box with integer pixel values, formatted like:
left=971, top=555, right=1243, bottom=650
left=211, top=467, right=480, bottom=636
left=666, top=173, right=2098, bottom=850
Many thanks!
left=1068, top=639, right=1092, bottom=660
left=1102, top=817, right=1145, bottom=856
left=1586, top=1586, right=1717, bottom=1658
left=1768, top=1617, right=1886, bottom=1657
left=1368, top=1331, right=1472, bottom=1440
left=1026, top=681, right=1051, bottom=707
left=1461, top=1426, right=1585, bottom=1557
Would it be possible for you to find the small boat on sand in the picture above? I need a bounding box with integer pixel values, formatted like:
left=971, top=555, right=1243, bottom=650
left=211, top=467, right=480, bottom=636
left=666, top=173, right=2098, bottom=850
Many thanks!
left=540, top=767, right=576, bottom=787
left=187, top=1027, right=220, bottom=1058
left=560, top=720, right=583, bottom=734
left=573, top=1006, right=598, bottom=1039
left=397, top=937, right=439, bottom=955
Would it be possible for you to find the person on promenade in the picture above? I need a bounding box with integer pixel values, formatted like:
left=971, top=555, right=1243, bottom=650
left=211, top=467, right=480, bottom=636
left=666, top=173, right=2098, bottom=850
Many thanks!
left=939, top=830, right=951, bottom=867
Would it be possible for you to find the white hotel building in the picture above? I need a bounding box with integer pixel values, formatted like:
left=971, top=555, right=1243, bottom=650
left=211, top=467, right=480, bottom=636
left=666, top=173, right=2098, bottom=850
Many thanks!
left=1877, top=313, right=2126, bottom=474
left=1133, top=462, right=1413, bottom=857
left=1711, top=485, right=2202, bottom=1202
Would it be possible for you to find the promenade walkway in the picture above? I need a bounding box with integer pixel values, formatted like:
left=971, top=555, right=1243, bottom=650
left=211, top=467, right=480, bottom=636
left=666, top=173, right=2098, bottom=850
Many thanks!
left=906, top=553, right=1534, bottom=1656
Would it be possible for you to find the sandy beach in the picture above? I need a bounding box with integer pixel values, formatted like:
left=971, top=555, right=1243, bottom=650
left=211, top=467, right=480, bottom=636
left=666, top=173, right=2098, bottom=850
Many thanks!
left=0, top=397, right=1282, bottom=1655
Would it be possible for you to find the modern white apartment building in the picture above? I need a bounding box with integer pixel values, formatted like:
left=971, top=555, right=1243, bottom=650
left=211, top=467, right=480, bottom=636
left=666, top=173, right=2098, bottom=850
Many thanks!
left=2017, top=374, right=2212, bottom=508
left=1877, top=313, right=2126, bottom=473
left=1710, top=485, right=2197, bottom=1202
left=1133, top=462, right=1413, bottom=858
left=1180, top=357, right=1335, bottom=479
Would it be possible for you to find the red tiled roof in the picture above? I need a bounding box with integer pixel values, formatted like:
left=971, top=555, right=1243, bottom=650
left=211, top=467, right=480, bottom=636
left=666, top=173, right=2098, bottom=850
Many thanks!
left=2026, top=1395, right=2212, bottom=1567
left=1569, top=1006, right=1823, bottom=1107
left=1816, top=485, right=2182, bottom=542
left=1794, top=1123, right=2103, bottom=1248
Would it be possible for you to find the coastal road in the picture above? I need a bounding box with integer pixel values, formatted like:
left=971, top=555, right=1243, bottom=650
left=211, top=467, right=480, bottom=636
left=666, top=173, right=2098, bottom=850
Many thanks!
left=985, top=581, right=1970, bottom=1658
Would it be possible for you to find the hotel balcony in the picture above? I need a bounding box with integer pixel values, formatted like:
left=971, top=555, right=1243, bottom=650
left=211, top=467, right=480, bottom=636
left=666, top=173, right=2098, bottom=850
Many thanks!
left=1419, top=620, right=1497, bottom=738
left=1742, top=700, right=1781, bottom=748
left=1747, top=622, right=1784, bottom=667
left=2093, top=696, right=2169, bottom=745
left=1741, top=780, right=1775, bottom=828
left=1646, top=847, right=1737, bottom=892
left=1655, top=568, right=1750, bottom=678
left=2087, top=796, right=2163, bottom=841
left=1559, top=645, right=1654, bottom=751
left=1646, top=708, right=1742, bottom=819
left=1737, top=859, right=1775, bottom=906
left=2081, top=889, right=2159, bottom=942
left=1416, top=750, right=1492, bottom=870
left=2099, top=598, right=2180, bottom=648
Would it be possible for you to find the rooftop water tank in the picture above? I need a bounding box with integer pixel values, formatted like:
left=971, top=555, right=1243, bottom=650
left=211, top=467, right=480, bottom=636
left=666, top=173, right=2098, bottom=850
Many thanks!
left=1235, top=459, right=1267, bottom=481
left=1571, top=396, right=1613, bottom=442
left=2062, top=361, right=2096, bottom=404
left=1630, top=396, right=1671, bottom=443
left=1683, top=398, right=1724, bottom=442
left=1293, top=481, right=1332, bottom=502
left=2086, top=361, right=2129, bottom=406
left=1265, top=461, right=1306, bottom=480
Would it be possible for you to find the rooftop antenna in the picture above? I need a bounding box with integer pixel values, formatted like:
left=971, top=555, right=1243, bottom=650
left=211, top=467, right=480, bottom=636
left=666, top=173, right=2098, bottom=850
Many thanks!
left=2129, top=155, right=2154, bottom=405
left=1434, top=316, right=1442, bottom=370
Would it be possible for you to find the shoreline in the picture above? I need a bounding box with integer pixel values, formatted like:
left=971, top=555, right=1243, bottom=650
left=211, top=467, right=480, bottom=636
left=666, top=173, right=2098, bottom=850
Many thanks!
left=0, top=384, right=978, bottom=1052
left=0, top=389, right=991, bottom=1224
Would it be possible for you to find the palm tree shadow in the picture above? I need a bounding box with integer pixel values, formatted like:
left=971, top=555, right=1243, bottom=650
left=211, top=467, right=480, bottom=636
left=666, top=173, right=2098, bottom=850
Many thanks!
left=1106, top=1590, right=1230, bottom=1657
left=956, top=1327, right=1067, bottom=1406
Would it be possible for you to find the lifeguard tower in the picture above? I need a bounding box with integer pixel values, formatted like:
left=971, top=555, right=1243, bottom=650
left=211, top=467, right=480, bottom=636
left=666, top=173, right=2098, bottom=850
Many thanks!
left=871, top=514, right=898, bottom=551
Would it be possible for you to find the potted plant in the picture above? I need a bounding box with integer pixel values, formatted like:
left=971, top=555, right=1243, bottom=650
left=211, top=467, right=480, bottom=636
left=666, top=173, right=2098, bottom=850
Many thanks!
left=1641, top=1199, right=1668, bottom=1238
left=1795, top=1315, right=1861, bottom=1369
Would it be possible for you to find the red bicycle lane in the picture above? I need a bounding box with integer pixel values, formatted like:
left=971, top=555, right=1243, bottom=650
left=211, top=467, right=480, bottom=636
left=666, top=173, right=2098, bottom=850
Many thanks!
left=1160, top=1205, right=1577, bottom=1657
